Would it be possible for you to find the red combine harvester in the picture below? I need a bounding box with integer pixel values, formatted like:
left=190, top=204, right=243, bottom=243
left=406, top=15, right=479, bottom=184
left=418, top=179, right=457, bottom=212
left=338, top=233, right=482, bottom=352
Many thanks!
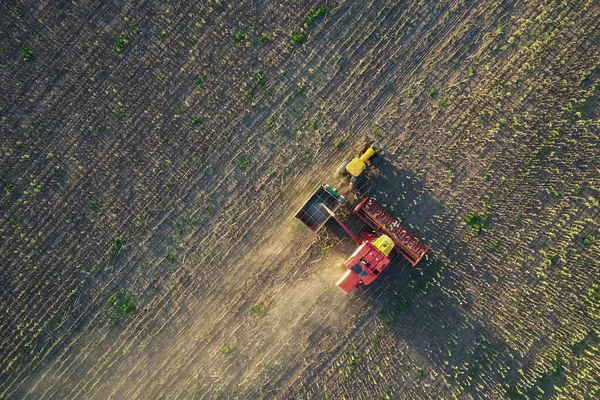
left=295, top=184, right=429, bottom=294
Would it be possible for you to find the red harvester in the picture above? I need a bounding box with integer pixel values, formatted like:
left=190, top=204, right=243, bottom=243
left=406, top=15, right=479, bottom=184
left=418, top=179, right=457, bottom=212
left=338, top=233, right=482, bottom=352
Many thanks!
left=295, top=184, right=429, bottom=294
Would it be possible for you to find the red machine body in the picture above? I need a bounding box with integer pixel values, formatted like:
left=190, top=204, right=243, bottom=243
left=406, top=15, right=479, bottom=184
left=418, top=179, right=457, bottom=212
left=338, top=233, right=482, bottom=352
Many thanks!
left=336, top=233, right=392, bottom=294
left=336, top=197, right=430, bottom=294
left=294, top=185, right=429, bottom=294
left=352, top=197, right=429, bottom=267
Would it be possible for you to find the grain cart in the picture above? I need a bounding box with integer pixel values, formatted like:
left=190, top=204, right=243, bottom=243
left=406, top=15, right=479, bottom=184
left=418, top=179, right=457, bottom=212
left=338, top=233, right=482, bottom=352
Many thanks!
left=295, top=185, right=429, bottom=294
left=294, top=184, right=345, bottom=233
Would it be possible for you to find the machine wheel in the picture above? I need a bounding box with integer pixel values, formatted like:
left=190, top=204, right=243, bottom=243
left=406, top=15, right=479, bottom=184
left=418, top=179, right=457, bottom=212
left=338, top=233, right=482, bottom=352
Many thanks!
left=350, top=174, right=366, bottom=187
left=336, top=162, right=348, bottom=176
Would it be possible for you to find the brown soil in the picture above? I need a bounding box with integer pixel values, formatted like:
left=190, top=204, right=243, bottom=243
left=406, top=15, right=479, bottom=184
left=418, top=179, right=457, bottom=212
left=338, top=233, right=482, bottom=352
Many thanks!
left=1, top=0, right=599, bottom=399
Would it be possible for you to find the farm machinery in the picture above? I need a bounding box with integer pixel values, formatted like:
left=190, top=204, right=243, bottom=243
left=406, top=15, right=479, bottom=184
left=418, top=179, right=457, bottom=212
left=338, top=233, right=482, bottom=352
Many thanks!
left=337, top=140, right=386, bottom=186
left=294, top=183, right=428, bottom=294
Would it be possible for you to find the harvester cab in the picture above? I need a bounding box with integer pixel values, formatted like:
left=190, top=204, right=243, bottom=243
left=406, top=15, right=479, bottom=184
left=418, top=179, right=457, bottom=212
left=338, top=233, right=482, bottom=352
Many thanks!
left=294, top=184, right=429, bottom=294
left=335, top=233, right=395, bottom=294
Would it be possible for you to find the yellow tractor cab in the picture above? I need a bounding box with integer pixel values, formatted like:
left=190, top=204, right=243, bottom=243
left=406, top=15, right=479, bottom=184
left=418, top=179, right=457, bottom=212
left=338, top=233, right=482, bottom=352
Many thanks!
left=337, top=141, right=385, bottom=186
left=345, top=146, right=376, bottom=177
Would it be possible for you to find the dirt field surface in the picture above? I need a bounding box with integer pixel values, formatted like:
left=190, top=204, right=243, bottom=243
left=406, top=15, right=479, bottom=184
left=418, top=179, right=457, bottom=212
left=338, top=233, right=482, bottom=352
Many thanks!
left=1, top=0, right=599, bottom=399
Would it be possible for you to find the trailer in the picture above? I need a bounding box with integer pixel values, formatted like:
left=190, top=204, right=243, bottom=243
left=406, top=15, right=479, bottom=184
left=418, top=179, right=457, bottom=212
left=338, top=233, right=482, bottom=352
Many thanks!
left=294, top=184, right=345, bottom=233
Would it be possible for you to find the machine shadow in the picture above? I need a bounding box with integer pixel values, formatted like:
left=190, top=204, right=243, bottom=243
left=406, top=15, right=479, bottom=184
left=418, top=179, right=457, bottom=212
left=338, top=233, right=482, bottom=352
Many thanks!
left=325, top=156, right=437, bottom=244
left=324, top=159, right=524, bottom=396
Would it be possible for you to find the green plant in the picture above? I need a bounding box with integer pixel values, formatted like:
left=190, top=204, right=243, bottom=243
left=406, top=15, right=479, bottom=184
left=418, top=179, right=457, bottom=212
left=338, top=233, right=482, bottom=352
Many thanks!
left=467, top=66, right=476, bottom=76
left=334, top=138, right=346, bottom=148
left=21, top=46, right=33, bottom=61
left=55, top=165, right=67, bottom=180
left=376, top=384, right=393, bottom=400
left=249, top=303, right=265, bottom=315
left=204, top=198, right=217, bottom=214
left=4, top=181, right=15, bottom=195
left=339, top=348, right=360, bottom=381
left=110, top=237, right=123, bottom=258
left=215, top=391, right=227, bottom=400
left=159, top=29, right=167, bottom=39
left=234, top=32, right=246, bottom=42
left=571, top=330, right=598, bottom=357
left=305, top=7, right=328, bottom=26
left=546, top=253, right=558, bottom=266
left=114, top=33, right=128, bottom=51
left=174, top=216, right=198, bottom=236
left=427, top=88, right=437, bottom=98
left=550, top=355, right=564, bottom=377
left=245, top=85, right=257, bottom=100
left=195, top=74, right=207, bottom=87
left=581, top=236, right=592, bottom=246
left=174, top=102, right=186, bottom=118
left=111, top=101, right=127, bottom=120
left=191, top=116, right=205, bottom=126
left=108, top=291, right=136, bottom=324
left=265, top=116, right=275, bottom=128
left=291, top=31, right=306, bottom=45
left=222, top=344, right=235, bottom=355
left=188, top=383, right=201, bottom=397
left=464, top=212, right=488, bottom=233
left=372, top=329, right=384, bottom=344
left=128, top=19, right=138, bottom=33
left=89, top=199, right=103, bottom=212
left=344, top=348, right=359, bottom=366
left=495, top=24, right=505, bottom=36
left=255, top=70, right=266, bottom=87
left=258, top=33, right=270, bottom=44
left=166, top=252, right=177, bottom=262
left=201, top=250, right=216, bottom=262
left=505, top=387, right=521, bottom=399
left=438, top=97, right=448, bottom=107
left=293, top=84, right=306, bottom=98
left=239, top=155, right=252, bottom=171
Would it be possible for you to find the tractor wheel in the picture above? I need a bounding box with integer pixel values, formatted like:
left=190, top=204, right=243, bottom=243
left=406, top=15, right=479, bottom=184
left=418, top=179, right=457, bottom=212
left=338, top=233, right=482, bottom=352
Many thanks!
left=337, top=162, right=348, bottom=176
left=350, top=174, right=366, bottom=187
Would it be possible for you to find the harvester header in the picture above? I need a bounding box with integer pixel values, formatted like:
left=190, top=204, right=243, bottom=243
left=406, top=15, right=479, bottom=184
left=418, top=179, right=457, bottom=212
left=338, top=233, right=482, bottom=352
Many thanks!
left=352, top=198, right=429, bottom=267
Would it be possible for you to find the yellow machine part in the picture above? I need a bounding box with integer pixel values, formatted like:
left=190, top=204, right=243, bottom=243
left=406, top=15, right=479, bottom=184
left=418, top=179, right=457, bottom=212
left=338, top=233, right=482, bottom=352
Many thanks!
left=359, top=147, right=376, bottom=162
left=345, top=158, right=366, bottom=177
left=345, top=147, right=376, bottom=177
left=373, top=234, right=394, bottom=257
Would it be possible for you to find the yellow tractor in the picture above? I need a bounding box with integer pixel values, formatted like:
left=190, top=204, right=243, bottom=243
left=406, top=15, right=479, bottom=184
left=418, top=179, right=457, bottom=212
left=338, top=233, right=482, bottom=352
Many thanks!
left=337, top=140, right=386, bottom=186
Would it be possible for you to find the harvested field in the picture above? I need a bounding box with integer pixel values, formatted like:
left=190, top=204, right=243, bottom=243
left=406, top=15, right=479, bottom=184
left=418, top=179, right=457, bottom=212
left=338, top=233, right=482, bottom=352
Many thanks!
left=1, top=0, right=599, bottom=399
